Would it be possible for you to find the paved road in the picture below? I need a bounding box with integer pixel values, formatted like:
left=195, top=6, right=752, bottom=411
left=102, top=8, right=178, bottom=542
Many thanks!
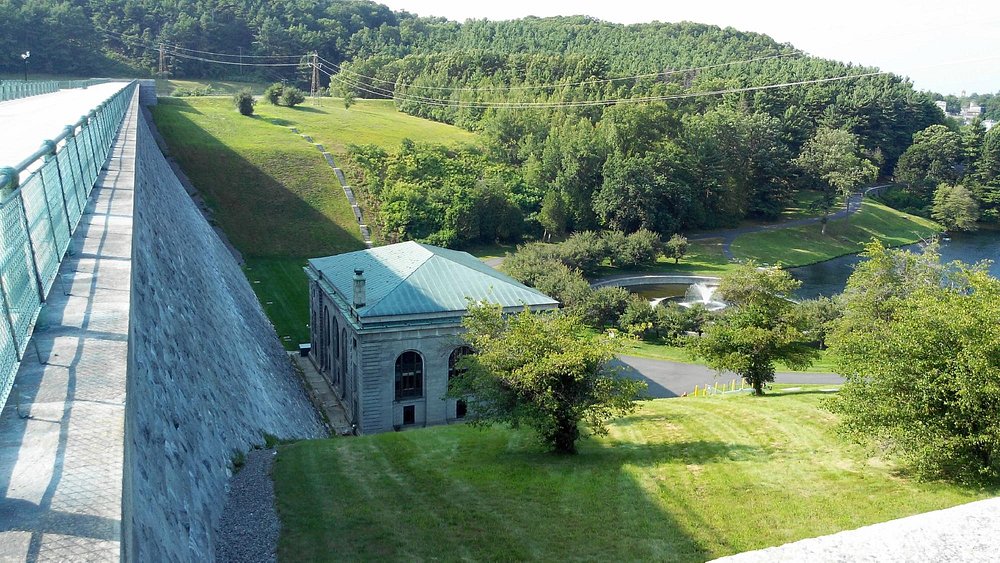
left=615, top=354, right=843, bottom=398
left=0, top=82, right=128, bottom=182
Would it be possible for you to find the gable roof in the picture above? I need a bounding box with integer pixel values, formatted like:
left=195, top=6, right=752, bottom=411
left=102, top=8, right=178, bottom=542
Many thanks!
left=308, top=241, right=558, bottom=319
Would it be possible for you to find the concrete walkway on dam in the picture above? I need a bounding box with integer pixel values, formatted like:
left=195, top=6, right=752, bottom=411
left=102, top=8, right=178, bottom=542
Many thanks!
left=0, top=82, right=129, bottom=182
left=0, top=89, right=137, bottom=561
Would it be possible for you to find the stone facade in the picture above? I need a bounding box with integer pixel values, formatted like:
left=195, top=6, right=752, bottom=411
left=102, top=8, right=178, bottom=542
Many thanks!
left=306, top=242, right=558, bottom=435
left=309, top=279, right=470, bottom=433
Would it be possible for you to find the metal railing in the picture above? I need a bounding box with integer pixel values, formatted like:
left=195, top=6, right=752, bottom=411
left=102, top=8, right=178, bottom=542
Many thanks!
left=0, top=79, right=111, bottom=102
left=0, top=80, right=136, bottom=411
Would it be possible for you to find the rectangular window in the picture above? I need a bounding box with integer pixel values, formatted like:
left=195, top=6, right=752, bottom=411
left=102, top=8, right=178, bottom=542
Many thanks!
left=403, top=405, right=415, bottom=425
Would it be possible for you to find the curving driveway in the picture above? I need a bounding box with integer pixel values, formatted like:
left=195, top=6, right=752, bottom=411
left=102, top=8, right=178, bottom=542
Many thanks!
left=614, top=354, right=843, bottom=398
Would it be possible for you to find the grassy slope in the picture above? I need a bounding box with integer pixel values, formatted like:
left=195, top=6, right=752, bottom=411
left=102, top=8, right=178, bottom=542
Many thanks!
left=274, top=389, right=993, bottom=561
left=152, top=96, right=477, bottom=346
left=731, top=201, right=942, bottom=267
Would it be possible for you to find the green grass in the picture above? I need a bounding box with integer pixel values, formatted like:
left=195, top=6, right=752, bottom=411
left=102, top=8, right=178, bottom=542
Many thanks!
left=622, top=340, right=838, bottom=373
left=257, top=96, right=477, bottom=153
left=151, top=97, right=364, bottom=257
left=731, top=201, right=942, bottom=267
left=152, top=96, right=479, bottom=347
left=273, top=390, right=993, bottom=561
left=595, top=237, right=737, bottom=278
left=155, top=78, right=268, bottom=96
left=245, top=258, right=311, bottom=346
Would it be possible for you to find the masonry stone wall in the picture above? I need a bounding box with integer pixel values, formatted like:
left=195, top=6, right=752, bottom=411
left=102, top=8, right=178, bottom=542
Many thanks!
left=122, top=113, right=324, bottom=562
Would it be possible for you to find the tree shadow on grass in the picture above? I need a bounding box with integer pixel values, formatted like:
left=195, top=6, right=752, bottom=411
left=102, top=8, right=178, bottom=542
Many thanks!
left=292, top=105, right=327, bottom=114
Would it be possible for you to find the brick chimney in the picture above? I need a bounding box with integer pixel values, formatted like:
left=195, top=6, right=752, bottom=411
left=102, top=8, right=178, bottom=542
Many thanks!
left=353, top=269, right=366, bottom=308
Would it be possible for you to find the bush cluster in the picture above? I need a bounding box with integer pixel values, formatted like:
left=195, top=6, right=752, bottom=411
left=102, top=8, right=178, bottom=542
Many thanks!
left=263, top=83, right=307, bottom=107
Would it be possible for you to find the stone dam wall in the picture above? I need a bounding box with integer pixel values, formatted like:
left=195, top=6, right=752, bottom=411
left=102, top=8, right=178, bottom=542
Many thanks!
left=122, top=110, right=325, bottom=561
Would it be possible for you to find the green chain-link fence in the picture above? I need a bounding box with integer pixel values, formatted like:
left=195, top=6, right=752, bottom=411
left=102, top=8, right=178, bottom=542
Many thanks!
left=0, top=80, right=136, bottom=412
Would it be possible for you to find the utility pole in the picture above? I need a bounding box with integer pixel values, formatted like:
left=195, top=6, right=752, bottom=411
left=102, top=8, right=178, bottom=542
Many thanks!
left=239, top=46, right=243, bottom=76
left=158, top=44, right=166, bottom=77
left=311, top=52, right=319, bottom=96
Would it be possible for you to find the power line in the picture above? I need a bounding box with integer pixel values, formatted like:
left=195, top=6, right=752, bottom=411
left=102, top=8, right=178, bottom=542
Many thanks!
left=317, top=52, right=803, bottom=93
left=165, top=49, right=306, bottom=67
left=316, top=62, right=891, bottom=109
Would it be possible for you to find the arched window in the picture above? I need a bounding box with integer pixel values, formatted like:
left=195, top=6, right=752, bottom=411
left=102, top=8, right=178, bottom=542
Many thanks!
left=449, top=346, right=473, bottom=419
left=448, top=346, right=473, bottom=379
left=395, top=351, right=423, bottom=401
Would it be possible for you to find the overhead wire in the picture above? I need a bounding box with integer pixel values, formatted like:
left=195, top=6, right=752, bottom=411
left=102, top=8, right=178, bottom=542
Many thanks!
left=316, top=52, right=804, bottom=92
left=315, top=61, right=891, bottom=109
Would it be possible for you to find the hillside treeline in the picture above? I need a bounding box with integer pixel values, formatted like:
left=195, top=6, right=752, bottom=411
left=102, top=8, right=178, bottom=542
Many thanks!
left=10, top=0, right=996, bottom=247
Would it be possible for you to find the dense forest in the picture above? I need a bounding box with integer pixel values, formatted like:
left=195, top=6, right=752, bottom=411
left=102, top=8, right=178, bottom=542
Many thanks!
left=5, top=0, right=997, bottom=247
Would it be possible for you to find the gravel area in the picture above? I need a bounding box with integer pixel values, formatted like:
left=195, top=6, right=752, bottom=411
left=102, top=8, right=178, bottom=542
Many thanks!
left=215, top=449, right=281, bottom=563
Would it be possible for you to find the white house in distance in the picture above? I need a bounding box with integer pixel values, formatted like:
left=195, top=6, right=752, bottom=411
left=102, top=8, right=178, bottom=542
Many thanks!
left=305, top=241, right=559, bottom=434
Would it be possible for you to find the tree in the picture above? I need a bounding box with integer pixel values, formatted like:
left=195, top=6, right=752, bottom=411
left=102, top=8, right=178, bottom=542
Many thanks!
left=828, top=241, right=1000, bottom=481
left=893, top=124, right=963, bottom=195
left=538, top=189, right=567, bottom=241
left=664, top=234, right=689, bottom=264
left=449, top=304, right=646, bottom=454
left=932, top=184, right=980, bottom=231
left=691, top=263, right=818, bottom=395
left=793, top=127, right=878, bottom=234
left=233, top=89, right=255, bottom=116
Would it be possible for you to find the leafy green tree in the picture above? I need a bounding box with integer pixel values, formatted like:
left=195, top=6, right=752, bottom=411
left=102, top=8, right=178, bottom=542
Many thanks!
left=558, top=231, right=607, bottom=273
left=894, top=124, right=963, bottom=195
left=538, top=189, right=567, bottom=241
left=828, top=241, right=1000, bottom=481
left=664, top=234, right=689, bottom=264
left=793, top=127, right=879, bottom=234
left=450, top=304, right=646, bottom=454
left=233, top=89, right=255, bottom=116
left=691, top=263, right=818, bottom=395
left=932, top=184, right=980, bottom=231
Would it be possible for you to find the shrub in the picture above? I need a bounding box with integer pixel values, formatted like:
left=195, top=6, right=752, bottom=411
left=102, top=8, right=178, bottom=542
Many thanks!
left=233, top=89, right=255, bottom=116
left=264, top=82, right=284, bottom=105
left=619, top=228, right=661, bottom=268
left=172, top=86, right=213, bottom=97
left=575, top=286, right=631, bottom=328
left=558, top=231, right=607, bottom=273
left=281, top=86, right=306, bottom=107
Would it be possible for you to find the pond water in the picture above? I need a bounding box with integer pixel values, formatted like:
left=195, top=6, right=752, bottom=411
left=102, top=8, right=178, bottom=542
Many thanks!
left=791, top=229, right=1000, bottom=299
left=623, top=230, right=1000, bottom=302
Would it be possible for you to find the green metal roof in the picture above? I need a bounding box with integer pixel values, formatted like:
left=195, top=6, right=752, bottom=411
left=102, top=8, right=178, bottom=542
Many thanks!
left=308, top=241, right=559, bottom=319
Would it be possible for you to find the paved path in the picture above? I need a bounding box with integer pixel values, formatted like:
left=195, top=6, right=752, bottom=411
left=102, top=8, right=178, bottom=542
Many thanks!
left=0, top=88, right=137, bottom=561
left=0, top=83, right=129, bottom=182
left=689, top=186, right=890, bottom=260
left=615, top=355, right=842, bottom=398
left=290, top=353, right=354, bottom=436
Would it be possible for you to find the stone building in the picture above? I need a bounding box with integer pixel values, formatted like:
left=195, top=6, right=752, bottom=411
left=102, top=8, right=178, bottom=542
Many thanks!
left=306, top=241, right=559, bottom=434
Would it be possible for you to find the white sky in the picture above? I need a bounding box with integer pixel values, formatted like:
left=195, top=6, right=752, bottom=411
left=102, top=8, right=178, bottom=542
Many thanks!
left=379, top=0, right=1000, bottom=95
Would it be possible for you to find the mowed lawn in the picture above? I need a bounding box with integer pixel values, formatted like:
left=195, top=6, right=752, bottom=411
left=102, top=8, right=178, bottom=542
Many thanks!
left=273, top=389, right=993, bottom=561
left=731, top=201, right=942, bottom=267
left=152, top=96, right=476, bottom=346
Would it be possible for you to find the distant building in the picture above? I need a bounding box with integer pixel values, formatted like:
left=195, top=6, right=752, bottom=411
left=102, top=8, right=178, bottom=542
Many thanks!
left=935, top=100, right=948, bottom=114
left=962, top=104, right=983, bottom=121
left=306, top=241, right=559, bottom=434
